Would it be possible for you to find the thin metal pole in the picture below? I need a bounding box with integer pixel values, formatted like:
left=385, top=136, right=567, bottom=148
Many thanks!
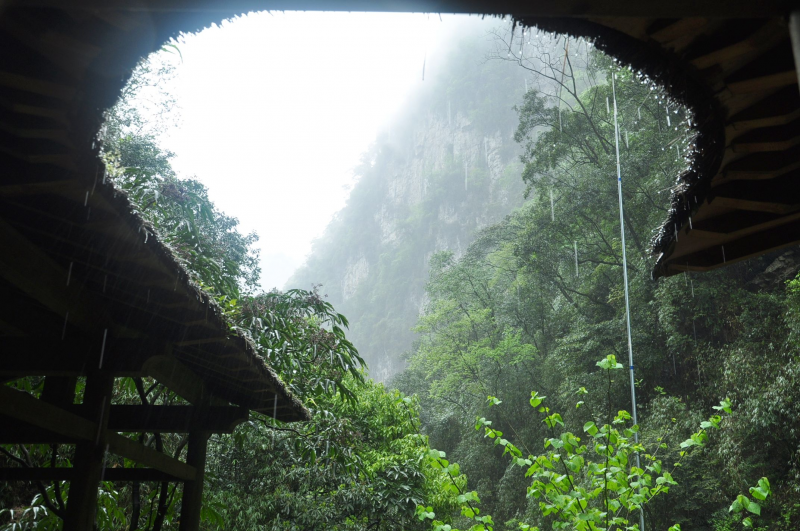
left=612, top=72, right=645, bottom=531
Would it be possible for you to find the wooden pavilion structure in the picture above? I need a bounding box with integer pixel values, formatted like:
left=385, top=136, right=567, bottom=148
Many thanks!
left=2, top=0, right=800, bottom=529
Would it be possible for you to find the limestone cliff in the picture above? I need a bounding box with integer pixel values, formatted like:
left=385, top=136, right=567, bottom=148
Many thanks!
left=289, top=30, right=530, bottom=380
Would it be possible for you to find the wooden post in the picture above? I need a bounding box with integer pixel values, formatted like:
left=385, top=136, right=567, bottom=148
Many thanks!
left=790, top=11, right=800, bottom=93
left=63, top=373, right=113, bottom=530
left=179, top=431, right=210, bottom=531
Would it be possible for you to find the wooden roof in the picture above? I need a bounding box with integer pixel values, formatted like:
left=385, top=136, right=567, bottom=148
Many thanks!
left=510, top=13, right=800, bottom=277
left=8, top=0, right=790, bottom=280
left=0, top=2, right=308, bottom=422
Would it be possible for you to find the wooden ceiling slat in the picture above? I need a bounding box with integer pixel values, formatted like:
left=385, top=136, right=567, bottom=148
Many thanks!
left=728, top=70, right=797, bottom=94
left=731, top=118, right=800, bottom=153
left=0, top=70, right=75, bottom=100
left=690, top=23, right=788, bottom=75
left=666, top=217, right=800, bottom=272
left=0, top=217, right=103, bottom=331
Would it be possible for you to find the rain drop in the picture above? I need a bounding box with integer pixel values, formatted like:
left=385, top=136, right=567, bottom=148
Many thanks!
left=98, top=328, right=108, bottom=369
left=574, top=241, right=579, bottom=277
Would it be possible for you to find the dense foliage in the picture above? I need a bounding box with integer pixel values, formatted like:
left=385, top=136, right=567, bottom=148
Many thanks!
left=394, top=32, right=800, bottom=531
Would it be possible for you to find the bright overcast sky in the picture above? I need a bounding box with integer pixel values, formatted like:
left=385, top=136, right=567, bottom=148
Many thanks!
left=151, top=11, right=487, bottom=290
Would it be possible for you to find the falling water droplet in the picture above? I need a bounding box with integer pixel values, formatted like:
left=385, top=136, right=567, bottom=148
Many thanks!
left=95, top=398, right=106, bottom=445
left=84, top=191, right=89, bottom=207
left=689, top=217, right=693, bottom=229
left=66, top=262, right=73, bottom=286
left=574, top=241, right=579, bottom=277
left=606, top=97, right=610, bottom=114
left=550, top=189, right=555, bottom=221
left=98, top=328, right=108, bottom=369
left=100, top=444, right=110, bottom=481
left=721, top=246, right=726, bottom=263
left=62, top=312, right=69, bottom=340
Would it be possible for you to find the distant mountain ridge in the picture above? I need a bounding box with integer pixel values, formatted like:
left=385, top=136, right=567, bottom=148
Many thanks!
left=289, top=26, right=532, bottom=380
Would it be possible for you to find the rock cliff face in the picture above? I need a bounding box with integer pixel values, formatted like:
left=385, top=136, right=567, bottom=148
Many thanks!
left=289, top=31, right=531, bottom=380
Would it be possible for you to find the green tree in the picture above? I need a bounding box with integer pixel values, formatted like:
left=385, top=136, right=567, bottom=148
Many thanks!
left=397, top=31, right=800, bottom=530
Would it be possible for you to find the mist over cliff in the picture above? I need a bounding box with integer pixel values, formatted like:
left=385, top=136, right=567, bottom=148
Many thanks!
left=288, top=22, right=531, bottom=380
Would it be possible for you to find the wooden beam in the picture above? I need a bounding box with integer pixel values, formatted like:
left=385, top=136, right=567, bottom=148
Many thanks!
left=0, top=93, right=68, bottom=124
left=724, top=145, right=800, bottom=180
left=0, top=421, right=81, bottom=443
left=0, top=467, right=187, bottom=482
left=0, top=384, right=95, bottom=441
left=102, top=404, right=248, bottom=433
left=712, top=196, right=800, bottom=214
left=179, top=432, right=210, bottom=531
left=0, top=384, right=196, bottom=481
left=11, top=0, right=794, bottom=18
left=790, top=10, right=800, bottom=91
left=0, top=337, right=165, bottom=377
left=64, top=373, right=112, bottom=531
left=728, top=70, right=797, bottom=94
left=0, top=218, right=103, bottom=332
left=729, top=86, right=800, bottom=131
left=730, top=118, right=800, bottom=153
left=0, top=468, right=74, bottom=481
left=0, top=70, right=75, bottom=100
left=143, top=354, right=208, bottom=404
left=106, top=433, right=196, bottom=481
left=648, top=18, right=709, bottom=45
left=0, top=405, right=247, bottom=441
left=663, top=217, right=800, bottom=275
left=689, top=22, right=786, bottom=71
